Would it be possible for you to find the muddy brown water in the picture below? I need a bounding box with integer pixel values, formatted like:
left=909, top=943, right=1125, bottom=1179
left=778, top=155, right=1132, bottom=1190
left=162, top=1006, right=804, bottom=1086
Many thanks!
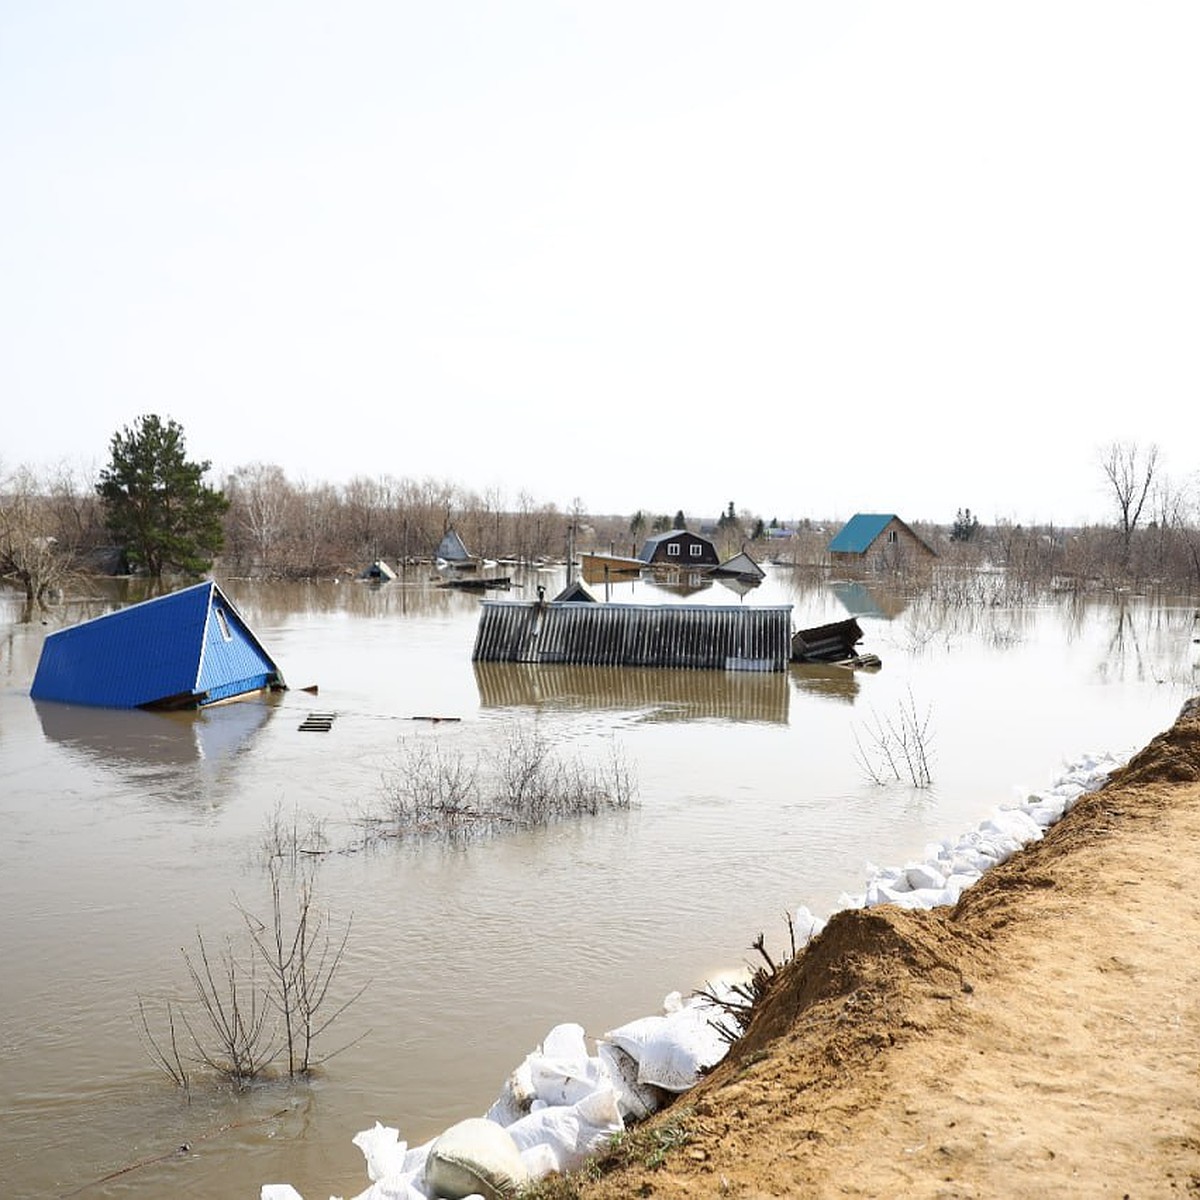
left=0, top=567, right=1195, bottom=1198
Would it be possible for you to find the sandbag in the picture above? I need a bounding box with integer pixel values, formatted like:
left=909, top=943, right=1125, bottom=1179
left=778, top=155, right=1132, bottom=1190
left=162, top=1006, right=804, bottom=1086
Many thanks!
left=423, top=1117, right=528, bottom=1200
left=597, top=1040, right=666, bottom=1121
left=506, top=1086, right=624, bottom=1174
left=351, top=1122, right=409, bottom=1184
left=605, top=995, right=731, bottom=1092
left=527, top=1022, right=608, bottom=1107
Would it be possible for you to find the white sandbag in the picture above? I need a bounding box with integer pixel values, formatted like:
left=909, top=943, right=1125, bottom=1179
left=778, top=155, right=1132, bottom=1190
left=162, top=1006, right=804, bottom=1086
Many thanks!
left=423, top=1117, right=528, bottom=1200
left=541, top=1022, right=588, bottom=1060
left=485, top=1055, right=536, bottom=1127
left=262, top=1187, right=305, bottom=1200
left=518, top=1142, right=560, bottom=1181
left=865, top=862, right=904, bottom=888
left=597, top=1040, right=666, bottom=1121
left=981, top=808, right=1043, bottom=843
left=1022, top=796, right=1070, bottom=825
left=347, top=1176, right=429, bottom=1200
left=352, top=1123, right=410, bottom=1184
left=950, top=845, right=999, bottom=875
left=940, top=872, right=980, bottom=903
left=506, top=1087, right=624, bottom=1175
left=605, top=995, right=731, bottom=1092
left=792, top=905, right=826, bottom=945
left=864, top=879, right=901, bottom=907
left=527, top=1023, right=608, bottom=1108
left=904, top=862, right=946, bottom=891
left=871, top=884, right=943, bottom=911
left=924, top=839, right=954, bottom=864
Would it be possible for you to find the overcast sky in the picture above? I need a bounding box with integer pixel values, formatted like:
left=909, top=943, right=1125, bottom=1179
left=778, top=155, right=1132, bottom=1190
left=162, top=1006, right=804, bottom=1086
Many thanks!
left=3, top=2, right=1196, bottom=527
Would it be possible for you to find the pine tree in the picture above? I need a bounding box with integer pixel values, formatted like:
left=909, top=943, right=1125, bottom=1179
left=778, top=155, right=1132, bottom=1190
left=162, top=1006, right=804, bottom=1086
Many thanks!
left=97, top=414, right=230, bottom=577
left=950, top=507, right=980, bottom=543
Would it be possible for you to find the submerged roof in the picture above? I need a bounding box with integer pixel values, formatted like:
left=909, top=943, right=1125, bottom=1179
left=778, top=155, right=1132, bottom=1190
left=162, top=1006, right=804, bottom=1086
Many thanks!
left=30, top=581, right=283, bottom=709
left=553, top=579, right=596, bottom=602
left=436, top=529, right=472, bottom=562
left=361, top=559, right=397, bottom=580
left=715, top=551, right=765, bottom=579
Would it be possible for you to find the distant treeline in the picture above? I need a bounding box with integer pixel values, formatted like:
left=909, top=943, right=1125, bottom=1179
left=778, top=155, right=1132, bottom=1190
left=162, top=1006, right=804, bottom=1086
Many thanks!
left=4, top=454, right=1200, bottom=600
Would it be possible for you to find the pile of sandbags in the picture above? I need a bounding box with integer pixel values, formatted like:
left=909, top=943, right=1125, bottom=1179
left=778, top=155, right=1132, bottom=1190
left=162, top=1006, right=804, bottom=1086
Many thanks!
left=264, top=750, right=1124, bottom=1200
left=826, top=750, right=1123, bottom=920
left=261, top=991, right=739, bottom=1200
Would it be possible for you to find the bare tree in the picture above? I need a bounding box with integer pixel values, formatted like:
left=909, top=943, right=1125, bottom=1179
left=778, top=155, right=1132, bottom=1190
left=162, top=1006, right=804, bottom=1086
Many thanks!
left=1100, top=440, right=1159, bottom=561
left=0, top=463, right=80, bottom=614
left=225, top=462, right=292, bottom=575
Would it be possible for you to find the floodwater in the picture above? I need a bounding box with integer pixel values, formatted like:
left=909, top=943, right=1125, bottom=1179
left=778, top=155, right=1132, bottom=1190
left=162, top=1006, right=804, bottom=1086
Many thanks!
left=1, top=566, right=1196, bottom=1199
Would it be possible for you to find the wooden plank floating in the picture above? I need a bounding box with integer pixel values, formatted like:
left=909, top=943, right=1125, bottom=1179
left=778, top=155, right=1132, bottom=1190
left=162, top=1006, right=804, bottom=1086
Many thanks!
left=298, top=712, right=337, bottom=732
left=472, top=601, right=793, bottom=672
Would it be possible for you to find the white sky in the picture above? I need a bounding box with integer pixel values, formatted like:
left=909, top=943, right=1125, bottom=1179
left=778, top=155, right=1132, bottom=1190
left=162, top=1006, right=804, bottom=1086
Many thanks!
left=2, top=2, right=1197, bottom=527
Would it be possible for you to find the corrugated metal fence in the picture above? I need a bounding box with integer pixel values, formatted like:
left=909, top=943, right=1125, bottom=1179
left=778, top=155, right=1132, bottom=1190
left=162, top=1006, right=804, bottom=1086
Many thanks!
left=472, top=601, right=793, bottom=672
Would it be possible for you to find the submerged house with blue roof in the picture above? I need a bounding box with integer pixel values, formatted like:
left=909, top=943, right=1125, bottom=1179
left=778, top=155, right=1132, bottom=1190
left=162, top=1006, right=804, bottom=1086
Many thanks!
left=31, top=581, right=286, bottom=710
left=828, top=514, right=937, bottom=573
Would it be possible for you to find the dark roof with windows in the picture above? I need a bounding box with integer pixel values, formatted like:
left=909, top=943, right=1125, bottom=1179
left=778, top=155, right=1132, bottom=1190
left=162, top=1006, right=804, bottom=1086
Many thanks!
left=637, top=529, right=718, bottom=561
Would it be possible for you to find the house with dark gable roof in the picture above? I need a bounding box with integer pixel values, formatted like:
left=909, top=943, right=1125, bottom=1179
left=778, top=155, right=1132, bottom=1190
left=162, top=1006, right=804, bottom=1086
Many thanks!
left=828, top=514, right=937, bottom=573
left=638, top=529, right=720, bottom=567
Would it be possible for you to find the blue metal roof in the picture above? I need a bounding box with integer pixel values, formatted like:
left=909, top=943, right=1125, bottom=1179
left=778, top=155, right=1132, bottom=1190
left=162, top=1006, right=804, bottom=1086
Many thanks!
left=30, top=581, right=283, bottom=709
left=828, top=514, right=899, bottom=554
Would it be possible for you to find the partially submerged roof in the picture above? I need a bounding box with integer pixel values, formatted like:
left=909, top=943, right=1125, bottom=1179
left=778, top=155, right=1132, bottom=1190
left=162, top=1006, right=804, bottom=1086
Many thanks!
left=552, top=579, right=596, bottom=602
left=30, top=581, right=285, bottom=709
left=360, top=559, right=397, bottom=581
left=828, top=514, right=900, bottom=554
left=714, top=551, right=765, bottom=579
left=436, top=529, right=472, bottom=562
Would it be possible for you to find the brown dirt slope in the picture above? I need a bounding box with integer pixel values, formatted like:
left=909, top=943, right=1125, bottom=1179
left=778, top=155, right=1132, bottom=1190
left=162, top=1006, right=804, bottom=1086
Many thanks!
left=576, top=699, right=1200, bottom=1199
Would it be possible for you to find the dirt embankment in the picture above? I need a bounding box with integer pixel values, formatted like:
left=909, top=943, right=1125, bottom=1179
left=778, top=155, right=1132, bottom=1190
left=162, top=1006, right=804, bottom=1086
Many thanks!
left=572, top=700, right=1200, bottom=1199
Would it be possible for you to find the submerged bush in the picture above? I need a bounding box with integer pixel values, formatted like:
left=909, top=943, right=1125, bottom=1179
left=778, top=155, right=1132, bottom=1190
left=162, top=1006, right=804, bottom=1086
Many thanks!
left=377, top=724, right=635, bottom=840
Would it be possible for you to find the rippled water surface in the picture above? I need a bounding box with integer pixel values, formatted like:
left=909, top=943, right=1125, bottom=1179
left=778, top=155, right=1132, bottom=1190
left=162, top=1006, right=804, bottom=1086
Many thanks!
left=1, top=567, right=1195, bottom=1198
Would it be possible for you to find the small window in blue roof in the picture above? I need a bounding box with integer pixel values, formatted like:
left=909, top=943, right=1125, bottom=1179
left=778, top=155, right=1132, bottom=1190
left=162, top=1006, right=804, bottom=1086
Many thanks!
left=214, top=607, right=233, bottom=641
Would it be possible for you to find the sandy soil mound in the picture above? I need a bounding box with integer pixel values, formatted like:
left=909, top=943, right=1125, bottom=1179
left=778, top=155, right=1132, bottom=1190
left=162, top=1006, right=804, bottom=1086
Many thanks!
left=569, top=700, right=1200, bottom=1198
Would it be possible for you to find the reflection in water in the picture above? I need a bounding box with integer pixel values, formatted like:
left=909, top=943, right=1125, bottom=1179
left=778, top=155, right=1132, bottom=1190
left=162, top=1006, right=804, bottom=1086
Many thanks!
left=714, top=574, right=761, bottom=599
left=788, top=662, right=864, bottom=704
left=225, top=574, right=538, bottom=625
left=474, top=661, right=789, bottom=724
left=638, top=570, right=715, bottom=599
left=34, top=697, right=276, bottom=769
left=828, top=579, right=909, bottom=621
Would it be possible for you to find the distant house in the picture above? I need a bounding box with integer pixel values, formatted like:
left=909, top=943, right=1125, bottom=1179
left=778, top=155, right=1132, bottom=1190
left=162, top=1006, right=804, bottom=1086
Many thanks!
left=360, top=559, right=397, bottom=582
left=713, top=550, right=765, bottom=581
left=435, top=529, right=473, bottom=564
left=638, top=530, right=720, bottom=567
left=552, top=579, right=596, bottom=603
left=828, top=514, right=937, bottom=572
left=31, top=581, right=286, bottom=710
